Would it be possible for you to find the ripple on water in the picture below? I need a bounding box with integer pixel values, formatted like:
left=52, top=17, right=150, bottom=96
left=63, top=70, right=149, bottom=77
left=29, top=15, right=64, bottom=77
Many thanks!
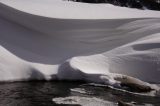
left=0, top=82, right=159, bottom=106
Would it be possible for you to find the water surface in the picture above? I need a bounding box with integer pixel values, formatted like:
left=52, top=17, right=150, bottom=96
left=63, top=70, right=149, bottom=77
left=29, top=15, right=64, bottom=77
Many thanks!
left=0, top=82, right=159, bottom=106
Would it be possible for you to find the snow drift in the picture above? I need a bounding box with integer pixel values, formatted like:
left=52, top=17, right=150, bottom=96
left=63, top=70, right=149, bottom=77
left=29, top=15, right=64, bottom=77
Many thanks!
left=0, top=0, right=160, bottom=96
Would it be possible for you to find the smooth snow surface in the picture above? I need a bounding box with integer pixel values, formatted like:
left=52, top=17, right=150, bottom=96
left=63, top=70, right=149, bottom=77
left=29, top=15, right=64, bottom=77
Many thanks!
left=1, top=0, right=160, bottom=19
left=0, top=0, right=160, bottom=96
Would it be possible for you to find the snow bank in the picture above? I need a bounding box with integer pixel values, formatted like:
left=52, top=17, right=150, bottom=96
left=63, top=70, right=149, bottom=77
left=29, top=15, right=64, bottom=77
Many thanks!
left=0, top=0, right=160, bottom=96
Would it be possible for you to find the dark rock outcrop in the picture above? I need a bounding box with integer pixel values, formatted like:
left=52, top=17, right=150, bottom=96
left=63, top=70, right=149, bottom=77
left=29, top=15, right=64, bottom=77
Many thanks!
left=69, top=0, right=160, bottom=10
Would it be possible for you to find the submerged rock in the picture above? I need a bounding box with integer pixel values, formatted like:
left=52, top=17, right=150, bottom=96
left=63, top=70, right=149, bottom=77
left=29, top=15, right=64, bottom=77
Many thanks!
left=118, top=101, right=134, bottom=106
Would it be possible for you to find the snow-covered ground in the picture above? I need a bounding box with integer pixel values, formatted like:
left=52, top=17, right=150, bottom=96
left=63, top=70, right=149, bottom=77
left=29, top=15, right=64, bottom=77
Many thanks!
left=1, top=0, right=160, bottom=19
left=0, top=0, right=160, bottom=96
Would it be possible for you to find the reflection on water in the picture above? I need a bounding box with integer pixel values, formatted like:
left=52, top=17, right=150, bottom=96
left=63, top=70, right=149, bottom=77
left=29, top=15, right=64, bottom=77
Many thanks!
left=0, top=82, right=159, bottom=106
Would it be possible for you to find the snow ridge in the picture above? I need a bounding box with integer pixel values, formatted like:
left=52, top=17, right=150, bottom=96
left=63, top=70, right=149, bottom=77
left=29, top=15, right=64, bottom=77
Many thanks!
left=0, top=0, right=160, bottom=96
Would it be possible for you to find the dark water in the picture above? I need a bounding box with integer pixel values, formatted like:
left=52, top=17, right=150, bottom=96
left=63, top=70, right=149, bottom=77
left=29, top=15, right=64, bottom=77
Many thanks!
left=0, top=81, right=159, bottom=106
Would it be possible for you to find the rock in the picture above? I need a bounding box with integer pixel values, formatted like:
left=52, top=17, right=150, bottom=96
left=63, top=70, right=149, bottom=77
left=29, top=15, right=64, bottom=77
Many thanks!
left=114, top=75, right=153, bottom=93
left=118, top=101, right=134, bottom=106
left=70, top=0, right=160, bottom=10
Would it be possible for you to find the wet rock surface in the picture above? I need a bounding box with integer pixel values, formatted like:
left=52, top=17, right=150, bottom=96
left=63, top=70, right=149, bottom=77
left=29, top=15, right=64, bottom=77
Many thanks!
left=70, top=0, right=160, bottom=10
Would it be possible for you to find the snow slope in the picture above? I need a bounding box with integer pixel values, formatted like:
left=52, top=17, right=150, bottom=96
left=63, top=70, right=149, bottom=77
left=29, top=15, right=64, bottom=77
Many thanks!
left=1, top=0, right=160, bottom=19
left=0, top=0, right=160, bottom=96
